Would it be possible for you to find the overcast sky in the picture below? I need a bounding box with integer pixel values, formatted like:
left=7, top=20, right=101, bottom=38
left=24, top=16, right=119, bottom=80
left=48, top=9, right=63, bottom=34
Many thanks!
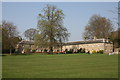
left=2, top=2, right=118, bottom=41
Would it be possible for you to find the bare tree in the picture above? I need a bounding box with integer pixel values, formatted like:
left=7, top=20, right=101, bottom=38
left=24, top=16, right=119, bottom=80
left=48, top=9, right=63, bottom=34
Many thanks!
left=83, top=14, right=114, bottom=40
left=24, top=28, right=37, bottom=41
left=108, top=2, right=120, bottom=49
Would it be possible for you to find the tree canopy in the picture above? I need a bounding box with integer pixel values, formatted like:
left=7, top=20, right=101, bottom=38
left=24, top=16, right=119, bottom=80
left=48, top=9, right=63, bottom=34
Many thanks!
left=35, top=4, right=70, bottom=53
left=83, top=14, right=114, bottom=40
left=1, top=21, right=21, bottom=53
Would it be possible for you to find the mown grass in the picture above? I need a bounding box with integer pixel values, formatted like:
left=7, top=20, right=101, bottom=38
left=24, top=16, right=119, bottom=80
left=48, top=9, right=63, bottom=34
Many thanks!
left=2, top=53, right=118, bottom=78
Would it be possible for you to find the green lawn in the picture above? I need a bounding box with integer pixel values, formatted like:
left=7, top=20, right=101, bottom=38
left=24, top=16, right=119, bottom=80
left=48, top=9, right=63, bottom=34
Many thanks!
left=2, top=54, right=118, bottom=78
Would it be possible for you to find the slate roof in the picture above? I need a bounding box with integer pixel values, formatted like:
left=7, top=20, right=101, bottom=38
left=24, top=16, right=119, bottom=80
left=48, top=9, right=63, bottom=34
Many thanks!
left=18, top=39, right=111, bottom=45
left=64, top=39, right=111, bottom=45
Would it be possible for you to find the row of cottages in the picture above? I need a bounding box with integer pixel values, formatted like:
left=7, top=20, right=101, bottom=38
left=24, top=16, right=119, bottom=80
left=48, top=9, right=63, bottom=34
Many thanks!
left=16, top=38, right=113, bottom=54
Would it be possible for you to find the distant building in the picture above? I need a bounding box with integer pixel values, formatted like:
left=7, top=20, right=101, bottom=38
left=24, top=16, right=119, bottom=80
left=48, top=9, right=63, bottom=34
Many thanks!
left=16, top=38, right=113, bottom=54
left=62, top=38, right=113, bottom=54
left=16, top=40, right=34, bottom=53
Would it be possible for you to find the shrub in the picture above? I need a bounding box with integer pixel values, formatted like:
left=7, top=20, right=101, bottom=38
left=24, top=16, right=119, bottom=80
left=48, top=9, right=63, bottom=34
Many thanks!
left=92, top=50, right=97, bottom=54
left=65, top=49, right=68, bottom=52
left=79, top=48, right=82, bottom=53
left=44, top=49, right=47, bottom=52
left=81, top=48, right=85, bottom=53
left=86, top=51, right=90, bottom=54
left=65, top=49, right=68, bottom=53
left=31, top=49, right=36, bottom=53
left=97, top=50, right=104, bottom=54
left=66, top=49, right=73, bottom=54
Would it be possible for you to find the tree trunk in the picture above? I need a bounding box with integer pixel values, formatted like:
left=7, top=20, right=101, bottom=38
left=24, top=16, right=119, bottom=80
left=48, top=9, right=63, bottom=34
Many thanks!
left=10, top=49, right=12, bottom=55
left=60, top=43, right=62, bottom=52
left=49, top=46, right=53, bottom=54
left=113, top=41, right=114, bottom=52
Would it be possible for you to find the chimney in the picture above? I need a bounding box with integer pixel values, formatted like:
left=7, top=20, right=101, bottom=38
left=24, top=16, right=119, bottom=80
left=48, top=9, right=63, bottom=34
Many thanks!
left=93, top=36, right=97, bottom=40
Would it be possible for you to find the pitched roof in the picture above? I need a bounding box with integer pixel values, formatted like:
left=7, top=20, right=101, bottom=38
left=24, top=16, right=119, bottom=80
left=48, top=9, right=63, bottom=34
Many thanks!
left=18, top=39, right=111, bottom=45
left=18, top=40, right=34, bottom=45
left=64, top=39, right=111, bottom=45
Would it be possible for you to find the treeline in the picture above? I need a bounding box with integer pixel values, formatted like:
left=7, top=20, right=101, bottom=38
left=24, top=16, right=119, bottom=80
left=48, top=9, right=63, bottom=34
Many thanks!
left=1, top=21, right=22, bottom=54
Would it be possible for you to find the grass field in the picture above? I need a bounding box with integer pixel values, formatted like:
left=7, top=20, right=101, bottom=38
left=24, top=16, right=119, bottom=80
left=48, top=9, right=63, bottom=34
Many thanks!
left=2, top=54, right=118, bottom=78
